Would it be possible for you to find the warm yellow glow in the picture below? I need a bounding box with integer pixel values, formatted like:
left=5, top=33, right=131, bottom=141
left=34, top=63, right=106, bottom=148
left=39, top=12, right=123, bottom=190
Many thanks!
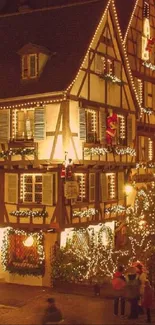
left=23, top=235, right=34, bottom=247
left=124, top=184, right=133, bottom=195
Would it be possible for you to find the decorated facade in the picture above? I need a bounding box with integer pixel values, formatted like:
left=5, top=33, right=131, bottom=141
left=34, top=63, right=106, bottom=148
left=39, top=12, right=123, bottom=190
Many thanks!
left=0, top=0, right=154, bottom=286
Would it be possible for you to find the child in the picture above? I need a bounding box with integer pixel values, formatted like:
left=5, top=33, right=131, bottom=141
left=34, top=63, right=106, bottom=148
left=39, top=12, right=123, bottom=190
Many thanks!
left=142, top=280, right=153, bottom=323
left=42, top=298, right=63, bottom=324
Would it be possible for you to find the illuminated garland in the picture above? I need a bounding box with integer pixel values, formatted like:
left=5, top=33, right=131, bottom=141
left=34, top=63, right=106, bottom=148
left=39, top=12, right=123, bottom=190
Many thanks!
left=105, top=205, right=126, bottom=214
left=73, top=208, right=98, bottom=218
left=84, top=146, right=136, bottom=156
left=136, top=162, right=155, bottom=169
left=141, top=107, right=154, bottom=115
left=0, top=148, right=35, bottom=158
left=1, top=228, right=45, bottom=276
left=10, top=210, right=48, bottom=218
left=100, top=73, right=123, bottom=84
left=142, top=61, right=155, bottom=71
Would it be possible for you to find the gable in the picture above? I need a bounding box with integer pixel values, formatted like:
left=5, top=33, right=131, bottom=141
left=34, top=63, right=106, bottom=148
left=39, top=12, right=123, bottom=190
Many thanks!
left=70, top=0, right=139, bottom=114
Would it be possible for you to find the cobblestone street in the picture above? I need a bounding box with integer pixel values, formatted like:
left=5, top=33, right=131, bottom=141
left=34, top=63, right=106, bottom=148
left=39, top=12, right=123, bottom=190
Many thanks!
left=0, top=283, right=155, bottom=325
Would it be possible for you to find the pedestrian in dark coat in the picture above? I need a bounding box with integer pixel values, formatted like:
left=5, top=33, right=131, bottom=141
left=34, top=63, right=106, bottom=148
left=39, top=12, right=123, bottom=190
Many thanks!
left=125, top=266, right=140, bottom=320
left=42, top=298, right=63, bottom=324
left=142, top=280, right=153, bottom=323
left=112, top=265, right=126, bottom=317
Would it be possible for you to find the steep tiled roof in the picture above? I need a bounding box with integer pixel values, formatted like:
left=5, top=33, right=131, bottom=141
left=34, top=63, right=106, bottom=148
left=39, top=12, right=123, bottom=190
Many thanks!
left=115, top=0, right=136, bottom=38
left=0, top=0, right=108, bottom=99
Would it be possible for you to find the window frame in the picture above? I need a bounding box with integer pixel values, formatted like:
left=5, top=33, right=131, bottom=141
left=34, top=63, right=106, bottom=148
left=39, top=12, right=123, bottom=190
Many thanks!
left=22, top=54, right=38, bottom=80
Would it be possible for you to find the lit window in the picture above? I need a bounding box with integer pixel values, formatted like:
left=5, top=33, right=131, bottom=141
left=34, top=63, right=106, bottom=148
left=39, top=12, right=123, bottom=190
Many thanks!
left=107, top=173, right=116, bottom=200
left=20, top=174, right=42, bottom=203
left=12, top=109, right=34, bottom=140
left=74, top=173, right=86, bottom=202
left=117, top=115, right=126, bottom=146
left=142, top=18, right=150, bottom=61
left=22, top=54, right=37, bottom=79
left=86, top=109, right=98, bottom=143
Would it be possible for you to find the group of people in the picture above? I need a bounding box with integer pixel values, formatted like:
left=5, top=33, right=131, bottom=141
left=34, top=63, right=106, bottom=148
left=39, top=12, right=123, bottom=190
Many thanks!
left=112, top=263, right=153, bottom=323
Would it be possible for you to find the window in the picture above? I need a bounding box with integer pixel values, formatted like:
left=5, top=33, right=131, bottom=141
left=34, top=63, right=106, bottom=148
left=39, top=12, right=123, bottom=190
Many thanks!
left=95, top=55, right=121, bottom=79
left=74, top=173, right=86, bottom=202
left=21, top=174, right=42, bottom=203
left=117, top=115, right=127, bottom=146
left=13, top=109, right=34, bottom=140
left=79, top=107, right=106, bottom=144
left=20, top=173, right=57, bottom=205
left=100, top=173, right=117, bottom=201
left=12, top=107, right=45, bottom=142
left=22, top=54, right=37, bottom=79
left=143, top=1, right=149, bottom=18
left=142, top=18, right=150, bottom=61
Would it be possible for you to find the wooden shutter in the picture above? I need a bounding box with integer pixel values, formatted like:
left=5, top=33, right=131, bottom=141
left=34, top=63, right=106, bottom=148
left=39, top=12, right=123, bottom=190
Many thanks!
left=100, top=173, right=107, bottom=202
left=42, top=174, right=53, bottom=205
left=118, top=172, right=124, bottom=200
left=99, top=109, right=106, bottom=144
left=79, top=108, right=86, bottom=141
left=127, top=116, right=133, bottom=146
left=144, top=137, right=149, bottom=161
left=0, top=110, right=10, bottom=143
left=5, top=173, right=18, bottom=203
left=152, top=85, right=155, bottom=110
left=114, top=61, right=121, bottom=79
left=89, top=173, right=95, bottom=202
left=95, top=54, right=102, bottom=73
left=34, top=107, right=45, bottom=142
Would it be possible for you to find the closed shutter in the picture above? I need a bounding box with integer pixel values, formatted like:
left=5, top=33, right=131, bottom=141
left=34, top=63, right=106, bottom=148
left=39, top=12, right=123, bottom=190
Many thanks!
left=114, top=61, right=121, bottom=79
left=42, top=174, right=53, bottom=205
left=144, top=137, right=149, bottom=161
left=79, top=108, right=86, bottom=141
left=0, top=110, right=10, bottom=143
left=5, top=173, right=18, bottom=203
left=100, top=173, right=107, bottom=202
left=34, top=107, right=45, bottom=142
left=95, top=54, right=102, bottom=73
left=152, top=85, right=155, bottom=110
left=89, top=173, right=95, bottom=202
left=99, top=109, right=106, bottom=143
left=127, top=117, right=133, bottom=146
left=118, top=172, right=124, bottom=200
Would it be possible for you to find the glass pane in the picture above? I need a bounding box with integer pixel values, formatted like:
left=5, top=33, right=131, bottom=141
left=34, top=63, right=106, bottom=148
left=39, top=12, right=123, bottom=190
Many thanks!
left=25, top=184, right=32, bottom=192
left=24, top=175, right=32, bottom=183
left=35, top=175, right=42, bottom=183
left=35, top=184, right=42, bottom=192
left=24, top=193, right=33, bottom=202
left=35, top=193, right=42, bottom=203
left=17, top=111, right=25, bottom=139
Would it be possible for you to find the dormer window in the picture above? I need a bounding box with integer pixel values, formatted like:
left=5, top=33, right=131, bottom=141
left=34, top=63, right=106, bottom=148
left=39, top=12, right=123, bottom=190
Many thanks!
left=18, top=43, right=51, bottom=81
left=22, top=54, right=37, bottom=79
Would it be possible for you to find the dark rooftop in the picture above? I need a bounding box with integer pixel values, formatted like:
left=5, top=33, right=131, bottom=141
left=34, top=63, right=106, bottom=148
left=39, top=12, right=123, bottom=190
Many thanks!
left=0, top=0, right=107, bottom=99
left=115, top=0, right=136, bottom=38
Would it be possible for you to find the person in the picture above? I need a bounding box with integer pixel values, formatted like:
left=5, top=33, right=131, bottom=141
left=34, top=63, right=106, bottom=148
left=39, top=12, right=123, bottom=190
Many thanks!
left=42, top=298, right=63, bottom=324
left=136, top=263, right=147, bottom=314
left=142, top=280, right=153, bottom=323
left=125, top=266, right=140, bottom=319
left=112, top=265, right=126, bottom=317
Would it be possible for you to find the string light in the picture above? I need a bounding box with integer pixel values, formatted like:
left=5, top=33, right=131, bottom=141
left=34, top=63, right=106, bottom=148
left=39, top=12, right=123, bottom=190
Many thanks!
left=10, top=209, right=48, bottom=218
left=73, top=208, right=98, bottom=218
left=0, top=148, right=35, bottom=158
left=84, top=146, right=136, bottom=156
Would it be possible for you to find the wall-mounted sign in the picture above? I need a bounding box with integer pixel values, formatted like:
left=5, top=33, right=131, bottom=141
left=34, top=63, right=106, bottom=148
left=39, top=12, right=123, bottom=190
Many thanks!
left=64, top=181, right=79, bottom=199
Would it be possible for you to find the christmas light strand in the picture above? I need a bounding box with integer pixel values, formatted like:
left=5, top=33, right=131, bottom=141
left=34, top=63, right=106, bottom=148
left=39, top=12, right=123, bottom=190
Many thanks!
left=10, top=210, right=48, bottom=218
left=0, top=148, right=35, bottom=158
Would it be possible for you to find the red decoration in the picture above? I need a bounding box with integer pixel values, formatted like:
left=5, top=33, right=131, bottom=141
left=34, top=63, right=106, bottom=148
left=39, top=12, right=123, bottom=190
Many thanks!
left=145, top=37, right=155, bottom=52
left=106, top=113, right=118, bottom=145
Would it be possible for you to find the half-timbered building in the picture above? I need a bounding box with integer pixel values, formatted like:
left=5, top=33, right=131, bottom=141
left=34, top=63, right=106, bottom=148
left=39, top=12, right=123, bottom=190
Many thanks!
left=116, top=0, right=155, bottom=190
left=0, top=0, right=141, bottom=286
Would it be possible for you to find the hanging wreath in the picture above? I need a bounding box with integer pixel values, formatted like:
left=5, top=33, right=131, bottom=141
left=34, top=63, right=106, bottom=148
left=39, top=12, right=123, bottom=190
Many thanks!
left=1, top=228, right=45, bottom=276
